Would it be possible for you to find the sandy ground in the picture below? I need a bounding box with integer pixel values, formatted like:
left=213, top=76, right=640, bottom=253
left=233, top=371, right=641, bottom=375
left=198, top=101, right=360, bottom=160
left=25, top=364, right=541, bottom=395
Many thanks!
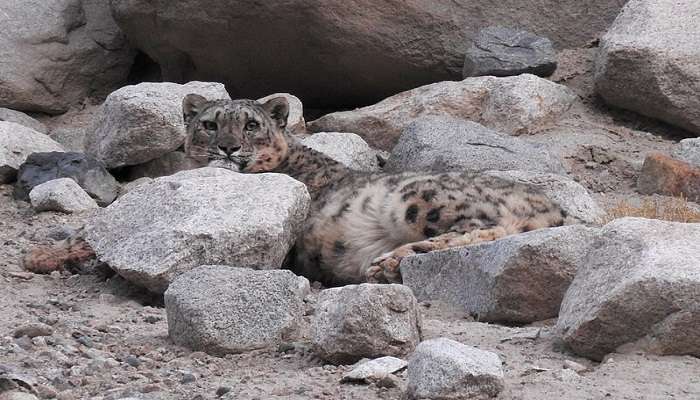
left=2, top=46, right=699, bottom=399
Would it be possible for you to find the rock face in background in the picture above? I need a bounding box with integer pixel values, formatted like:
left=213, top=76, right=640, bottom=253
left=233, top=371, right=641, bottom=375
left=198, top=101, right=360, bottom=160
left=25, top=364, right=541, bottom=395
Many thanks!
left=301, top=133, right=380, bottom=172
left=637, top=153, right=700, bottom=202
left=14, top=152, right=119, bottom=206
left=595, top=0, right=700, bottom=135
left=165, top=266, right=309, bottom=355
left=311, top=284, right=422, bottom=364
left=463, top=26, right=557, bottom=78
left=29, top=178, right=98, bottom=214
left=0, top=122, right=64, bottom=184
left=401, top=225, right=597, bottom=323
left=407, top=338, right=505, bottom=400
left=557, top=218, right=700, bottom=361
left=86, top=82, right=230, bottom=169
left=109, top=0, right=625, bottom=108
left=309, top=75, right=576, bottom=150
left=84, top=168, right=310, bottom=293
left=0, top=0, right=134, bottom=114
left=386, top=117, right=566, bottom=175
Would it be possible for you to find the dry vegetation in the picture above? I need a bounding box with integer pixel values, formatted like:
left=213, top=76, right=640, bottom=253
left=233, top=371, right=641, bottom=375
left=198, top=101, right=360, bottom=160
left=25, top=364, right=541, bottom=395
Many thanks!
left=602, top=195, right=700, bottom=224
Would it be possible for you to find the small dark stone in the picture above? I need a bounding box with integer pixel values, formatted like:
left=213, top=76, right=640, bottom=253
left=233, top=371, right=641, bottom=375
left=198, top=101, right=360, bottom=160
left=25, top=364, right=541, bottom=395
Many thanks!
left=125, top=355, right=141, bottom=368
left=216, top=386, right=232, bottom=396
left=180, top=372, right=196, bottom=384
left=14, top=151, right=119, bottom=206
left=463, top=26, right=557, bottom=78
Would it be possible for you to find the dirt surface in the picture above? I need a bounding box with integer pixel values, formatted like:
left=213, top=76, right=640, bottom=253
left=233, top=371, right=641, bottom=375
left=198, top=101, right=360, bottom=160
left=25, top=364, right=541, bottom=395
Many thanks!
left=2, top=46, right=699, bottom=400
left=2, top=184, right=700, bottom=400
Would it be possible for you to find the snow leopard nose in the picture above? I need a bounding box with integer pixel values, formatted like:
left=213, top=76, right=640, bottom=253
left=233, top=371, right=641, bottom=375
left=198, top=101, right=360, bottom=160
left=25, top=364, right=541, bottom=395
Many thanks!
left=218, top=144, right=241, bottom=156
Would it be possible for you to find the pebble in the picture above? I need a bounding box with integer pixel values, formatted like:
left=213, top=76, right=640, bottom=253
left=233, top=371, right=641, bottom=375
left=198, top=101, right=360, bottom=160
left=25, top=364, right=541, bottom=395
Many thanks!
left=216, top=386, right=232, bottom=396
left=13, top=323, right=53, bottom=338
left=180, top=372, right=196, bottom=384
left=125, top=355, right=141, bottom=368
left=563, top=359, right=588, bottom=373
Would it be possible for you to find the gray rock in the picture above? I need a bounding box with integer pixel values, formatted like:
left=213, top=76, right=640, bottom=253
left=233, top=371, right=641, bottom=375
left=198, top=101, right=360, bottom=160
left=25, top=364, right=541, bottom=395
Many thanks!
left=312, top=284, right=422, bottom=364
left=86, top=81, right=230, bottom=168
left=0, top=108, right=46, bottom=133
left=257, top=93, right=306, bottom=135
left=341, top=356, right=408, bottom=383
left=301, top=132, right=380, bottom=172
left=0, top=0, right=134, bottom=114
left=0, top=122, right=64, bottom=183
left=29, top=178, right=99, bottom=213
left=595, top=0, right=700, bottom=134
left=402, top=225, right=597, bottom=323
left=122, top=151, right=200, bottom=180
left=407, top=337, right=505, bottom=400
left=165, top=265, right=309, bottom=355
left=118, top=177, right=154, bottom=197
left=12, top=323, right=53, bottom=338
left=84, top=168, right=310, bottom=293
left=386, top=117, right=566, bottom=175
left=309, top=74, right=577, bottom=150
left=463, top=26, right=557, bottom=78
left=484, top=170, right=604, bottom=224
left=557, top=218, right=700, bottom=361
left=14, top=151, right=119, bottom=206
left=0, top=392, right=39, bottom=400
left=110, top=0, right=623, bottom=109
left=673, top=138, right=700, bottom=167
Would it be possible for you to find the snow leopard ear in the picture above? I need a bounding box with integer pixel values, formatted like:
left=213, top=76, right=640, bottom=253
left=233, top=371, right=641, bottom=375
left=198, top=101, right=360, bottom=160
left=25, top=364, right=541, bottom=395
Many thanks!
left=259, top=97, right=289, bottom=129
left=182, top=94, right=208, bottom=124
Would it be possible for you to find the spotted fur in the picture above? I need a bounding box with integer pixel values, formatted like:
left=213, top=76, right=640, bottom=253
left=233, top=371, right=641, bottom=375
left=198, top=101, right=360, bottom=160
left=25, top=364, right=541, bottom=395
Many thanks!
left=183, top=95, right=568, bottom=285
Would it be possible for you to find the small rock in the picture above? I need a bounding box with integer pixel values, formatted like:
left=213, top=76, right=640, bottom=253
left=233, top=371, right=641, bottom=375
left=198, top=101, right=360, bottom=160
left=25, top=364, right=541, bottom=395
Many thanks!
left=407, top=338, right=505, bottom=400
left=463, top=26, right=557, bottom=78
left=402, top=225, right=597, bottom=323
left=180, top=372, right=196, bottom=384
left=563, top=360, right=588, bottom=373
left=557, top=218, right=700, bottom=360
left=13, top=323, right=53, bottom=338
left=215, top=386, right=232, bottom=396
left=0, top=392, right=40, bottom=400
left=29, top=178, right=99, bottom=214
left=0, top=122, right=64, bottom=184
left=311, top=284, right=422, bottom=364
left=386, top=117, right=566, bottom=175
left=637, top=152, right=700, bottom=202
left=14, top=152, right=119, bottom=206
left=341, top=356, right=408, bottom=383
left=301, top=132, right=380, bottom=172
left=165, top=266, right=309, bottom=355
left=124, top=355, right=141, bottom=368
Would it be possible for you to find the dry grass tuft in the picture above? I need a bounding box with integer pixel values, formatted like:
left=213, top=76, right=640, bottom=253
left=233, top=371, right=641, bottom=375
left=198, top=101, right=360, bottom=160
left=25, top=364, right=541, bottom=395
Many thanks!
left=602, top=195, right=700, bottom=224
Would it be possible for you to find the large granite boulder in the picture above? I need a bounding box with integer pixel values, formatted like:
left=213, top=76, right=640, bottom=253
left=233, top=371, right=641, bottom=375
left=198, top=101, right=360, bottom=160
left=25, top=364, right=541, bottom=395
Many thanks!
left=595, top=0, right=700, bottom=134
left=402, top=225, right=597, bottom=323
left=309, top=74, right=576, bottom=150
left=86, top=81, right=230, bottom=169
left=0, top=0, right=134, bottom=114
left=557, top=218, right=700, bottom=361
left=14, top=152, right=119, bottom=206
left=110, top=0, right=623, bottom=108
left=165, top=266, right=309, bottom=355
left=0, top=122, right=64, bottom=184
left=84, top=168, right=310, bottom=293
left=463, top=26, right=557, bottom=78
left=386, top=117, right=566, bottom=175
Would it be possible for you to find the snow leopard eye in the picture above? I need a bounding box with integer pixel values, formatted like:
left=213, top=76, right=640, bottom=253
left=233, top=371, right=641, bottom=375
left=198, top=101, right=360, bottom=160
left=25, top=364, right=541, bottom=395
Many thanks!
left=245, top=121, right=259, bottom=131
left=202, top=121, right=218, bottom=131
